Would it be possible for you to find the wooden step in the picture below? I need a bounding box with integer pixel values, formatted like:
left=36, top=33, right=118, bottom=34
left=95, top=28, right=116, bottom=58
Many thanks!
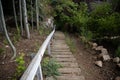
left=58, top=68, right=81, bottom=75
left=58, top=62, right=79, bottom=68
left=52, top=49, right=70, bottom=52
left=55, top=58, right=76, bottom=62
left=52, top=55, right=74, bottom=58
left=51, top=52, right=73, bottom=55
left=56, top=75, right=85, bottom=80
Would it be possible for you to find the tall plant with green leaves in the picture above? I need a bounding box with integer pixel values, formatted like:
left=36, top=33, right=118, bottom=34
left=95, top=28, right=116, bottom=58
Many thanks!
left=41, top=57, right=61, bottom=78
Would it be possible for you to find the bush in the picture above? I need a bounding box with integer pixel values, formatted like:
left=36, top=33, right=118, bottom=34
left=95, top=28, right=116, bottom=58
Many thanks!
left=14, top=53, right=25, bottom=79
left=41, top=57, right=61, bottom=78
left=91, top=2, right=113, bottom=18
left=81, top=27, right=93, bottom=43
left=88, top=2, right=120, bottom=39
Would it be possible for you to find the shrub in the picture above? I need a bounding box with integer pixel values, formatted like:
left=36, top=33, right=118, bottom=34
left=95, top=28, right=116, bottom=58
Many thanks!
left=41, top=57, right=61, bottom=78
left=91, top=2, right=113, bottom=18
left=65, top=34, right=76, bottom=53
left=15, top=53, right=26, bottom=78
left=0, top=48, right=4, bottom=55
left=81, top=27, right=93, bottom=43
left=88, top=2, right=120, bottom=39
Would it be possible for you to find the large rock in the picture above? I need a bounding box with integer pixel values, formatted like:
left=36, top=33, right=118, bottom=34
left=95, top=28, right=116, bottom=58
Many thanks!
left=101, top=48, right=108, bottom=54
left=92, top=43, right=98, bottom=49
left=95, top=46, right=103, bottom=51
left=98, top=52, right=110, bottom=61
left=115, top=76, right=120, bottom=80
left=102, top=55, right=111, bottom=61
left=113, top=57, right=120, bottom=63
left=95, top=61, right=103, bottom=67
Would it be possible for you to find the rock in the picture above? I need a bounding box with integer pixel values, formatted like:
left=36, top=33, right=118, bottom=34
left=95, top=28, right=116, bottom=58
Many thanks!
left=102, top=55, right=111, bottom=61
left=95, top=61, right=103, bottom=67
left=95, top=46, right=103, bottom=51
left=92, top=43, right=98, bottom=49
left=115, top=76, right=120, bottom=80
left=5, top=45, right=9, bottom=48
left=98, top=52, right=109, bottom=59
left=113, top=57, right=120, bottom=63
left=88, top=41, right=93, bottom=46
left=101, top=48, right=108, bottom=54
left=117, top=64, right=120, bottom=68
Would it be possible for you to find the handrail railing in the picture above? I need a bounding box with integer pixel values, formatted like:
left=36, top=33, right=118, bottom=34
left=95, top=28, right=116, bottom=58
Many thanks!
left=20, top=28, right=55, bottom=80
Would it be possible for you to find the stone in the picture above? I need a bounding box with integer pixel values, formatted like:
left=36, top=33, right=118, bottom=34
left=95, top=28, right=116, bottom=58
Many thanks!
left=117, top=64, right=120, bottom=68
left=115, top=76, right=120, bottom=80
left=98, top=52, right=108, bottom=59
left=101, top=48, right=108, bottom=54
left=5, top=45, right=9, bottom=48
left=95, top=61, right=102, bottom=67
left=88, top=41, right=93, bottom=46
left=95, top=46, right=103, bottom=51
left=92, top=43, right=98, bottom=49
left=102, top=55, right=111, bottom=61
left=113, top=57, right=120, bottom=63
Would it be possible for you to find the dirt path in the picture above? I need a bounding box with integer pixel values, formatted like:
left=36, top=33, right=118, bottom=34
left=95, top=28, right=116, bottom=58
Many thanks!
left=73, top=37, right=118, bottom=80
left=51, top=31, right=85, bottom=80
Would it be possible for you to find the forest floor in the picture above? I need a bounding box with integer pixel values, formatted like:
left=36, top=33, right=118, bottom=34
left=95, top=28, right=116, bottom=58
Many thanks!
left=0, top=30, right=120, bottom=80
left=71, top=36, right=120, bottom=80
left=0, top=29, right=48, bottom=80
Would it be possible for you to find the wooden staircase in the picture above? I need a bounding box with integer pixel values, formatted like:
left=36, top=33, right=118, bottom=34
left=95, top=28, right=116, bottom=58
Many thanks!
left=51, top=31, right=85, bottom=80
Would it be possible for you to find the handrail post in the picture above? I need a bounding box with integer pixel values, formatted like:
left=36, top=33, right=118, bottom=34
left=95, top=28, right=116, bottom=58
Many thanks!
left=36, top=65, right=43, bottom=80
left=48, top=42, right=51, bottom=55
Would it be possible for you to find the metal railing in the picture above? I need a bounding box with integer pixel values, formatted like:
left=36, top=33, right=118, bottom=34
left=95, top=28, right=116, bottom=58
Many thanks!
left=20, top=28, right=55, bottom=80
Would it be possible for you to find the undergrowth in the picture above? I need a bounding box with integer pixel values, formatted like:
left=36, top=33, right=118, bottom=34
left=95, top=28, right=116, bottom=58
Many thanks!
left=13, top=53, right=25, bottom=79
left=41, top=57, right=61, bottom=79
left=65, top=33, right=76, bottom=53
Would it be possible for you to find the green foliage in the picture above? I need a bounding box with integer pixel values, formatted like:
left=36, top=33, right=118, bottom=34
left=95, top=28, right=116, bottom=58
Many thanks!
left=15, top=53, right=25, bottom=78
left=13, top=26, right=21, bottom=44
left=65, top=33, right=76, bottom=53
left=0, top=48, right=4, bottom=55
left=91, top=2, right=112, bottom=18
left=116, top=46, right=120, bottom=57
left=38, top=27, right=51, bottom=35
left=3, top=39, right=8, bottom=45
left=81, top=27, right=93, bottom=43
left=52, top=0, right=79, bottom=31
left=88, top=2, right=120, bottom=38
left=41, top=57, right=61, bottom=78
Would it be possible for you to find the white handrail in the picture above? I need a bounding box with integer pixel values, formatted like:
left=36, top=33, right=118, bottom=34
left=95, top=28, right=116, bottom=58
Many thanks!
left=20, top=28, right=55, bottom=80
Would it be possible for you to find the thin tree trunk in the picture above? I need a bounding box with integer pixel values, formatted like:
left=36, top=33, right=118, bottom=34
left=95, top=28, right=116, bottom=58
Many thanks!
left=22, top=0, right=30, bottom=39
left=36, top=0, right=39, bottom=29
left=31, top=0, right=33, bottom=30
left=0, top=0, right=16, bottom=59
left=19, top=0, right=23, bottom=35
left=0, top=18, right=3, bottom=32
left=12, top=0, right=18, bottom=28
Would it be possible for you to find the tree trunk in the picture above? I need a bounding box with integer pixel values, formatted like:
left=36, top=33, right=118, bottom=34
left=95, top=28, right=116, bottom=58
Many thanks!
left=0, top=0, right=16, bottom=59
left=36, top=0, right=39, bottom=29
left=22, top=0, right=30, bottom=39
left=31, top=0, right=33, bottom=30
left=12, top=0, right=18, bottom=28
left=19, top=0, right=23, bottom=35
